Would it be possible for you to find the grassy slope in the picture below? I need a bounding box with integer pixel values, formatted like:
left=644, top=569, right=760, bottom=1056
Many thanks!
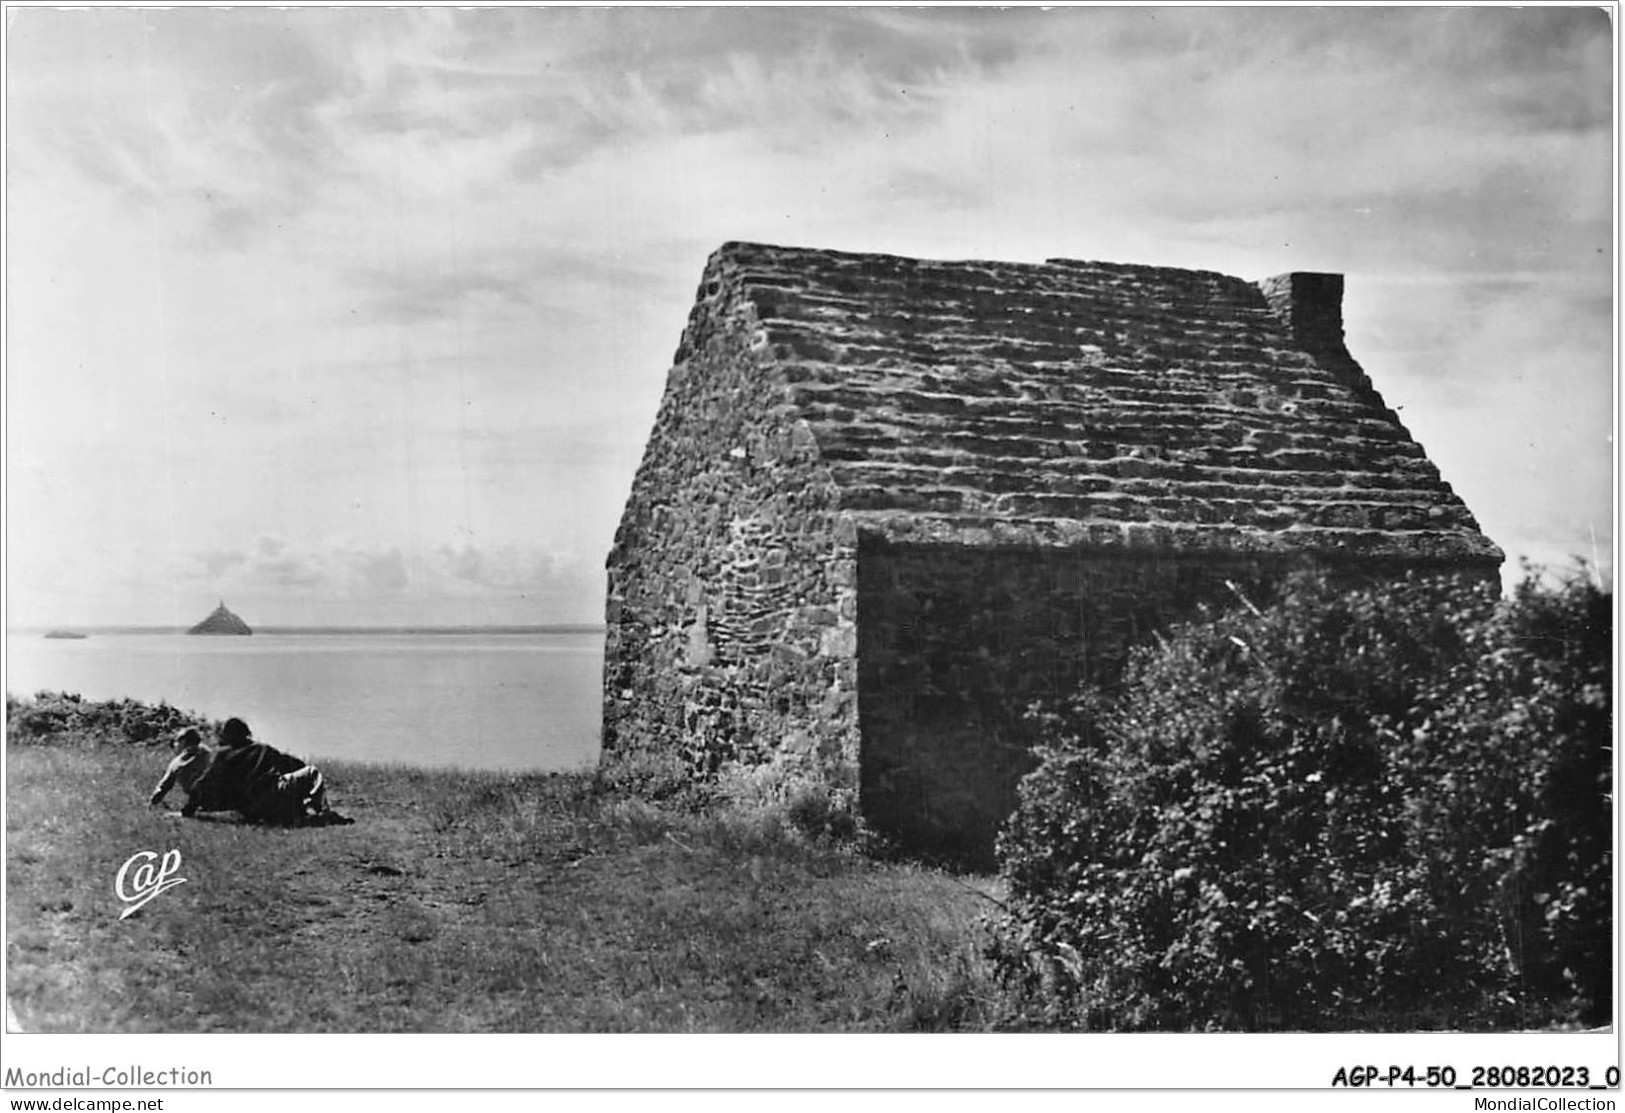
left=5, top=744, right=1007, bottom=1033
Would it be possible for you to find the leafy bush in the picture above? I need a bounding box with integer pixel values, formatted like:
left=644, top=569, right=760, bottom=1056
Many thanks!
left=1420, top=568, right=1613, bottom=1020
left=6, top=691, right=214, bottom=748
left=992, top=567, right=1612, bottom=1031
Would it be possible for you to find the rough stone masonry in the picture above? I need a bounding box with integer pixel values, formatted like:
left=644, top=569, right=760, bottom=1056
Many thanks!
left=603, top=242, right=1502, bottom=864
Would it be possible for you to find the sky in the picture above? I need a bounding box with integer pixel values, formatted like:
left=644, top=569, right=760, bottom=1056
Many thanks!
left=4, top=4, right=1615, bottom=627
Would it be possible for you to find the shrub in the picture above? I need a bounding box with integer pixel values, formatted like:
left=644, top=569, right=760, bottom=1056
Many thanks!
left=992, top=567, right=1612, bottom=1031
left=1417, top=566, right=1613, bottom=1021
left=5, top=691, right=214, bottom=748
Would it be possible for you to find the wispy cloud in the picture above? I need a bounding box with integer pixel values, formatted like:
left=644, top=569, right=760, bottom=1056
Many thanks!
left=6, top=6, right=1611, bottom=623
left=111, top=533, right=601, bottom=618
left=355, top=265, right=540, bottom=324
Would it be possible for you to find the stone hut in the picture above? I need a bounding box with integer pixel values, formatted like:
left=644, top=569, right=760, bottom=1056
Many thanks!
left=602, top=242, right=1502, bottom=863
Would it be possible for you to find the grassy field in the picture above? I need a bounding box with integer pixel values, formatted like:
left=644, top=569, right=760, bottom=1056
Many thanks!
left=5, top=741, right=1010, bottom=1033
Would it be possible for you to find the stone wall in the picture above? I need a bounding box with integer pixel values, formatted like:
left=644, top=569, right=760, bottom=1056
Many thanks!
left=603, top=258, right=862, bottom=794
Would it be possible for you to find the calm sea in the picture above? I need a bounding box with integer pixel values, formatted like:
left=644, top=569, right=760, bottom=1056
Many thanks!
left=3, top=630, right=604, bottom=773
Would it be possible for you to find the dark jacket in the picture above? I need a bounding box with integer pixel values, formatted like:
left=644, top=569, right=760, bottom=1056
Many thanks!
left=213, top=741, right=310, bottom=820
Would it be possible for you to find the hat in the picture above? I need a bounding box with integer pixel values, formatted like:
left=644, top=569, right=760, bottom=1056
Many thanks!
left=220, top=717, right=253, bottom=745
left=174, top=727, right=202, bottom=747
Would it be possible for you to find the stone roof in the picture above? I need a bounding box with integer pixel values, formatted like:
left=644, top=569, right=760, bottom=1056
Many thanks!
left=692, top=241, right=1502, bottom=566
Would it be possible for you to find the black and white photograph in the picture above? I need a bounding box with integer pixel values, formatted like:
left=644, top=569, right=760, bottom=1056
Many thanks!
left=2, top=1, right=1616, bottom=1099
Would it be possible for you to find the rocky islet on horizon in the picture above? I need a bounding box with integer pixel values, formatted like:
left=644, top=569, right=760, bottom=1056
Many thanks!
left=187, top=601, right=253, bottom=636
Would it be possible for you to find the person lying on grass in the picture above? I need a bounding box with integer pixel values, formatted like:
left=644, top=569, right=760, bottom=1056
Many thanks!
left=207, top=717, right=351, bottom=826
left=148, top=726, right=230, bottom=817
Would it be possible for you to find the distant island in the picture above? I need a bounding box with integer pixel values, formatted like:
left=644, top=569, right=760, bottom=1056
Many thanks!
left=187, top=601, right=253, bottom=636
left=43, top=630, right=87, bottom=640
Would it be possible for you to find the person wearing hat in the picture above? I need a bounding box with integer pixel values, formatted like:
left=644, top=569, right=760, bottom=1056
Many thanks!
left=148, top=726, right=226, bottom=817
left=212, top=717, right=338, bottom=824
